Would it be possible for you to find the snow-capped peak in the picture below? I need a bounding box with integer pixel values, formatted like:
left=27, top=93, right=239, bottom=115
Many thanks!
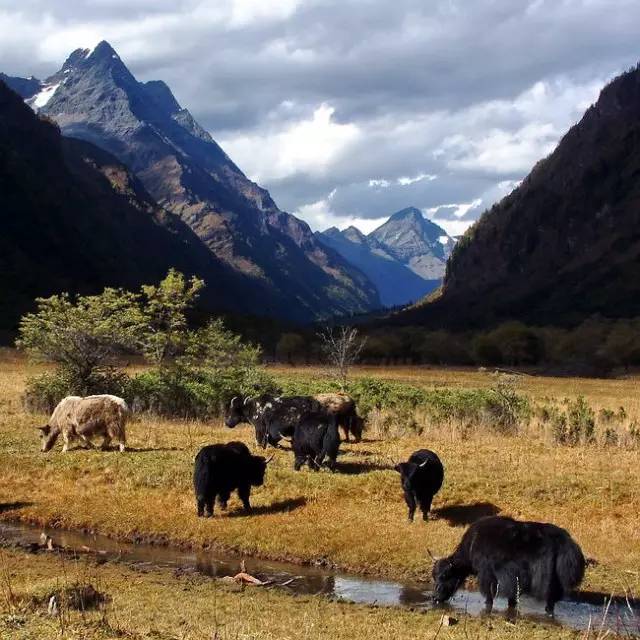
left=29, top=83, right=60, bottom=110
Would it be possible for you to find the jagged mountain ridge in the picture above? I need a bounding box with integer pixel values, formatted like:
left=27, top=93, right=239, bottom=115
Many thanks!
left=369, top=207, right=455, bottom=280
left=15, top=41, right=379, bottom=322
left=0, top=79, right=265, bottom=334
left=317, top=209, right=454, bottom=307
left=398, top=64, right=640, bottom=328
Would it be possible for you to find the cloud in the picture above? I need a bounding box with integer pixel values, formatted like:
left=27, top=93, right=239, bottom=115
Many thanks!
left=0, top=0, right=638, bottom=232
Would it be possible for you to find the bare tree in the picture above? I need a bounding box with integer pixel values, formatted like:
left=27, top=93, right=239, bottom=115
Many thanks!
left=318, top=326, right=366, bottom=390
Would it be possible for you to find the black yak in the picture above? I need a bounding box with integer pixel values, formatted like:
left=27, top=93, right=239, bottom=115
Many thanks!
left=292, top=411, right=340, bottom=471
left=432, top=516, right=585, bottom=615
left=224, top=395, right=321, bottom=448
left=394, top=449, right=444, bottom=521
left=193, top=442, right=272, bottom=517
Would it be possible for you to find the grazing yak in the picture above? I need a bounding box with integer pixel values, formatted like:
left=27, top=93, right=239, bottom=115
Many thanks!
left=432, top=516, right=585, bottom=615
left=38, top=395, right=129, bottom=453
left=193, top=441, right=272, bottom=517
left=314, top=393, right=364, bottom=442
left=395, top=449, right=444, bottom=522
left=292, top=411, right=340, bottom=471
left=225, top=395, right=321, bottom=448
left=224, top=393, right=363, bottom=447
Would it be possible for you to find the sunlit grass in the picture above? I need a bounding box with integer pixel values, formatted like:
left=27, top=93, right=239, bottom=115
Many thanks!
left=0, top=355, right=638, bottom=599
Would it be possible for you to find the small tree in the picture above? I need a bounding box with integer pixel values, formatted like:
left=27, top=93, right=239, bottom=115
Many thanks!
left=276, top=332, right=306, bottom=364
left=17, top=288, right=142, bottom=394
left=138, top=269, right=204, bottom=366
left=181, top=318, right=261, bottom=371
left=318, top=325, right=366, bottom=390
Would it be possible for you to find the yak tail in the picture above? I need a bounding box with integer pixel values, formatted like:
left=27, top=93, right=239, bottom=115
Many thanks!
left=193, top=450, right=211, bottom=502
left=555, top=537, right=586, bottom=592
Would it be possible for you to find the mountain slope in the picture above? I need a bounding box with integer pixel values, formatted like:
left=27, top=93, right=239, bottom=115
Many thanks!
left=400, top=64, right=640, bottom=328
left=369, top=207, right=454, bottom=280
left=21, top=41, right=378, bottom=321
left=317, top=226, right=439, bottom=307
left=0, top=79, right=259, bottom=334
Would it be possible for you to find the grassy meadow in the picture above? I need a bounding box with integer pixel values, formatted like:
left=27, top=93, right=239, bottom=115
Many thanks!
left=0, top=350, right=639, bottom=638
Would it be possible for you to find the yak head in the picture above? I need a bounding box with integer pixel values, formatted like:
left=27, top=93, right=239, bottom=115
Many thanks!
left=432, top=557, right=466, bottom=603
left=224, top=396, right=250, bottom=428
left=37, top=424, right=59, bottom=452
left=394, top=461, right=421, bottom=490
left=248, top=454, right=274, bottom=486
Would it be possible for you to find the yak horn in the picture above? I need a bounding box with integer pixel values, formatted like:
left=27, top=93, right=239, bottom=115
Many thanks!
left=244, top=396, right=254, bottom=406
left=419, top=459, right=429, bottom=467
left=426, top=548, right=439, bottom=562
left=265, top=454, right=275, bottom=464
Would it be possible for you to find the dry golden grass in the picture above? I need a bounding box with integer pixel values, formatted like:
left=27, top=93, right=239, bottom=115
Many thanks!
left=0, top=356, right=638, bottom=600
left=0, top=547, right=591, bottom=640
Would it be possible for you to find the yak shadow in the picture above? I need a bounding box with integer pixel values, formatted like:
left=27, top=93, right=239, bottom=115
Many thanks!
left=336, top=460, right=394, bottom=475
left=227, top=496, right=307, bottom=518
left=124, top=447, right=182, bottom=453
left=432, top=502, right=501, bottom=527
left=0, top=501, right=32, bottom=514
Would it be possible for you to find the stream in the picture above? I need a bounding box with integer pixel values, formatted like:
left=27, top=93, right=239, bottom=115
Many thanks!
left=1, top=520, right=637, bottom=635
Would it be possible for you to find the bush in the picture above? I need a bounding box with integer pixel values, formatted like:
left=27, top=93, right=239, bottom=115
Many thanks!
left=129, top=366, right=278, bottom=419
left=23, top=368, right=131, bottom=414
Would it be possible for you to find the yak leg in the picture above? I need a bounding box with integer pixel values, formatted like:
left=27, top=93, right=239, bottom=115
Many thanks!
left=478, top=570, right=498, bottom=613
left=404, top=490, right=417, bottom=522
left=237, top=485, right=252, bottom=513
left=100, top=435, right=112, bottom=451
left=61, top=431, right=71, bottom=453
left=79, top=434, right=95, bottom=449
left=419, top=494, right=434, bottom=521
left=218, top=490, right=231, bottom=511
left=544, top=575, right=562, bottom=616
left=293, top=455, right=305, bottom=471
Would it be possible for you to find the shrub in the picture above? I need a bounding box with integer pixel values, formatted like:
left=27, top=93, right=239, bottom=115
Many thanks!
left=129, top=366, right=278, bottom=419
left=23, top=368, right=131, bottom=414
left=566, top=396, right=596, bottom=445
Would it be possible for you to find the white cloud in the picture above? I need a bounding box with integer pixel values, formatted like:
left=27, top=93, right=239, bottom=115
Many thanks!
left=397, top=172, right=437, bottom=186
left=220, top=103, right=360, bottom=182
left=430, top=218, right=475, bottom=237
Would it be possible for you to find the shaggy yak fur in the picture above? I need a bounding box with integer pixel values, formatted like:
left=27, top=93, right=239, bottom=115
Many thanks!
left=432, top=516, right=585, bottom=615
left=224, top=393, right=364, bottom=447
left=314, top=393, right=364, bottom=442
left=292, top=411, right=340, bottom=471
left=38, top=395, right=129, bottom=453
left=395, top=449, right=444, bottom=521
left=224, top=395, right=323, bottom=448
left=193, top=442, right=270, bottom=517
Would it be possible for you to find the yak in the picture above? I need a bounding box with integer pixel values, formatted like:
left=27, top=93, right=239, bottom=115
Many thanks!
left=314, top=393, right=364, bottom=442
left=432, top=516, right=585, bottom=615
left=38, top=395, right=129, bottom=453
left=193, top=441, right=272, bottom=517
left=394, top=449, right=444, bottom=521
left=224, top=395, right=323, bottom=448
left=292, top=411, right=340, bottom=471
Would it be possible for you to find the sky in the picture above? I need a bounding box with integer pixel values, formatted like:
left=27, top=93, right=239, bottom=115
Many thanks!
left=1, top=0, right=639, bottom=235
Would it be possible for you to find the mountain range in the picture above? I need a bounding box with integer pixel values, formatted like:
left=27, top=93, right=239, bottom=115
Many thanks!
left=317, top=208, right=454, bottom=307
left=0, top=78, right=268, bottom=335
left=398, top=63, right=640, bottom=328
left=3, top=41, right=379, bottom=324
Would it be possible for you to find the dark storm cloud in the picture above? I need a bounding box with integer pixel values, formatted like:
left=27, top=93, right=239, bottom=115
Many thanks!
left=1, top=0, right=638, bottom=232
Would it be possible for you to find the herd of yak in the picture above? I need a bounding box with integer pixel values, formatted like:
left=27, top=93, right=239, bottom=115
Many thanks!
left=36, top=392, right=586, bottom=616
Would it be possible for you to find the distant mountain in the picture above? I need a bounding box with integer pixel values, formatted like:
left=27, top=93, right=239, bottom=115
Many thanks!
left=0, top=79, right=261, bottom=334
left=317, top=209, right=454, bottom=308
left=398, top=64, right=640, bottom=328
left=369, top=207, right=455, bottom=279
left=10, top=41, right=379, bottom=322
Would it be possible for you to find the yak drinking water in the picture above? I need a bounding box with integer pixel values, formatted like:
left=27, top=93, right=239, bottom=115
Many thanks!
left=193, top=442, right=272, bottom=517
left=394, top=449, right=444, bottom=521
left=432, top=516, right=585, bottom=615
